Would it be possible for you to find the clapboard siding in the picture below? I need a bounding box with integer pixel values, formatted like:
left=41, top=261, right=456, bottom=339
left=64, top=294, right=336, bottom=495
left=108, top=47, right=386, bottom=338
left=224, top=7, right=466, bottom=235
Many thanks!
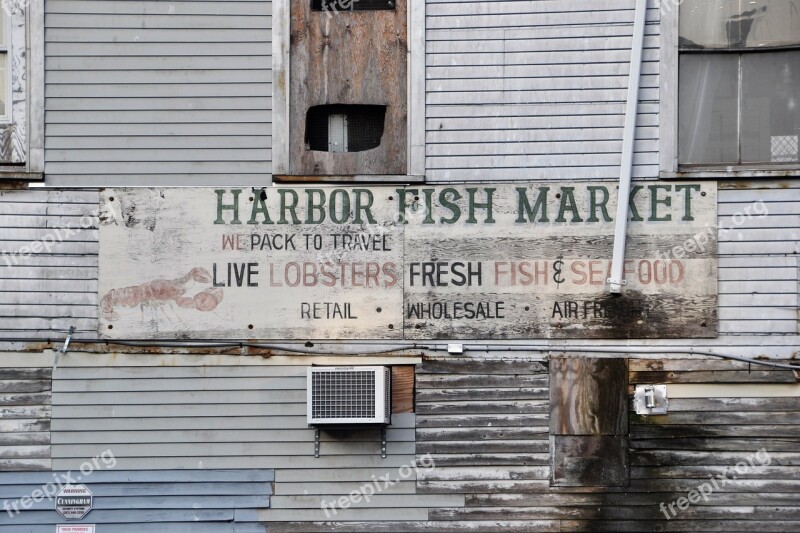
left=0, top=189, right=98, bottom=341
left=425, top=0, right=660, bottom=182
left=0, top=469, right=272, bottom=532
left=43, top=0, right=272, bottom=186
left=49, top=356, right=460, bottom=524
left=716, top=184, right=800, bottom=336
left=348, top=356, right=800, bottom=533
left=0, top=366, right=51, bottom=472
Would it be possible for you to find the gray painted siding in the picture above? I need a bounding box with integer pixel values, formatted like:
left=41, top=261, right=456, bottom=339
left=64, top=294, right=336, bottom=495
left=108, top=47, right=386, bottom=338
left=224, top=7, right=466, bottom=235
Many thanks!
left=44, top=0, right=272, bottom=186
left=50, top=359, right=462, bottom=523
left=425, top=0, right=660, bottom=182
left=0, top=189, right=98, bottom=341
left=0, top=469, right=272, bottom=532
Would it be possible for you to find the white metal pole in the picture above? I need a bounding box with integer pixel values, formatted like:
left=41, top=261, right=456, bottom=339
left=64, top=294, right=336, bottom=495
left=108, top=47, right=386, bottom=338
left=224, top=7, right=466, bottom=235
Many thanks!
left=608, top=0, right=647, bottom=294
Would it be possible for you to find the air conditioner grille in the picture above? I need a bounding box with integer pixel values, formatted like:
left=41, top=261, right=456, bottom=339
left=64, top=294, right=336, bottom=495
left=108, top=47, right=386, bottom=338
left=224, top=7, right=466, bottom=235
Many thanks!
left=311, top=370, right=376, bottom=419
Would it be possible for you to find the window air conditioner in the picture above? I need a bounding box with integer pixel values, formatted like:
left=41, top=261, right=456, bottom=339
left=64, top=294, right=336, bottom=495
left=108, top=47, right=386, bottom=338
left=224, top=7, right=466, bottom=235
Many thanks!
left=307, top=366, right=391, bottom=426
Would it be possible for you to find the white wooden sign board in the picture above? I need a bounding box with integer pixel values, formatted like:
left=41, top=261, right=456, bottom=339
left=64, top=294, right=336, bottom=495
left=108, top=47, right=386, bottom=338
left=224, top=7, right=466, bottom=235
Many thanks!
left=98, top=183, right=717, bottom=340
left=56, top=526, right=95, bottom=533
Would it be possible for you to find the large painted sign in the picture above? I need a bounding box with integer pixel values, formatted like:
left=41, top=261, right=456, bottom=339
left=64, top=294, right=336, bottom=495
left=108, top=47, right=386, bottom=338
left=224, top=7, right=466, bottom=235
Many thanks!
left=98, top=183, right=717, bottom=339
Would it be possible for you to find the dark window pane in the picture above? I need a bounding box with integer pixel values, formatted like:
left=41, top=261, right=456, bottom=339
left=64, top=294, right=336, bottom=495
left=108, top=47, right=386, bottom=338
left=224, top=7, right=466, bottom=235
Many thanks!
left=680, top=0, right=800, bottom=49
left=741, top=51, right=800, bottom=163
left=679, top=54, right=740, bottom=164
left=679, top=0, right=739, bottom=49
left=305, top=104, right=386, bottom=153
left=740, top=0, right=800, bottom=48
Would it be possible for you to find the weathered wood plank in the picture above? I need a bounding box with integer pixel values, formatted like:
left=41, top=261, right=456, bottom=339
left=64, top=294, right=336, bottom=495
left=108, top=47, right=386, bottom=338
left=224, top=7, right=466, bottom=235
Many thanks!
left=416, top=414, right=549, bottom=428
left=630, top=370, right=798, bottom=383
left=550, top=357, right=628, bottom=435
left=416, top=374, right=548, bottom=388
left=550, top=435, right=629, bottom=487
left=268, top=521, right=561, bottom=532
left=418, top=360, right=547, bottom=375
left=417, top=427, right=547, bottom=441
left=392, top=365, right=415, bottom=414
left=418, top=388, right=548, bottom=402
left=416, top=400, right=549, bottom=415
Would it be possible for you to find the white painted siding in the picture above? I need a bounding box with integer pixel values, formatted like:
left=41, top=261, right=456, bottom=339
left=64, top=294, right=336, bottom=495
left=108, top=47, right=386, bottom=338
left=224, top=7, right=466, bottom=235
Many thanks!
left=425, top=0, right=660, bottom=182
left=44, top=0, right=272, bottom=186
left=0, top=189, right=98, bottom=341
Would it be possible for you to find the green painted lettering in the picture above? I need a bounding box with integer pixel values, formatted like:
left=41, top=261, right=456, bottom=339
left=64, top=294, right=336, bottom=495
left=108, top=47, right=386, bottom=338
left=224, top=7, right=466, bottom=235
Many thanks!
left=214, top=189, right=242, bottom=225
left=305, top=189, right=326, bottom=224
left=675, top=184, right=701, bottom=221
left=587, top=186, right=612, bottom=222
left=628, top=185, right=644, bottom=222
left=516, top=187, right=549, bottom=223
left=648, top=185, right=672, bottom=222
left=439, top=188, right=461, bottom=224
left=278, top=189, right=301, bottom=225
left=248, top=192, right=274, bottom=225
left=352, top=189, right=377, bottom=225
left=466, top=187, right=496, bottom=224
left=555, top=187, right=583, bottom=223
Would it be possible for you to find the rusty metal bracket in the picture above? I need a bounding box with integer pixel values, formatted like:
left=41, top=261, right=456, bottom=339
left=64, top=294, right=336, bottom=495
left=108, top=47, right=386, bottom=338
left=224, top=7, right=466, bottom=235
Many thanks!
left=381, top=427, right=387, bottom=458
left=53, top=326, right=75, bottom=371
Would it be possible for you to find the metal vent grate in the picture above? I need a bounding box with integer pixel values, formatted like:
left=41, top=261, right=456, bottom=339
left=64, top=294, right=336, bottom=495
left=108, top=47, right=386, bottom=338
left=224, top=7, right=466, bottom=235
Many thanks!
left=311, top=370, right=376, bottom=419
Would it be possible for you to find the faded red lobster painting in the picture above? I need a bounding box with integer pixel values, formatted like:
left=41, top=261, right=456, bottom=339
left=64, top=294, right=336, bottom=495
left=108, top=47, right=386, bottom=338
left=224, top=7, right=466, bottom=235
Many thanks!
left=100, top=267, right=223, bottom=321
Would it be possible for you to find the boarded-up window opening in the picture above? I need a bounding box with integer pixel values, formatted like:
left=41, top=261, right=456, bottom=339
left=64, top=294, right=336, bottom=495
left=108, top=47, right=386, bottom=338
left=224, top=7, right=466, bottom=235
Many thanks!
left=549, top=357, right=630, bottom=487
left=311, top=0, right=395, bottom=12
left=306, top=105, right=386, bottom=153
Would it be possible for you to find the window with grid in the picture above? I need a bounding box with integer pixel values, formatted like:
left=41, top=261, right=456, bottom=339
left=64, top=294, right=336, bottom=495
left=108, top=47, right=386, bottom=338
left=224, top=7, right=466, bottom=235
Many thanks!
left=678, top=0, right=800, bottom=167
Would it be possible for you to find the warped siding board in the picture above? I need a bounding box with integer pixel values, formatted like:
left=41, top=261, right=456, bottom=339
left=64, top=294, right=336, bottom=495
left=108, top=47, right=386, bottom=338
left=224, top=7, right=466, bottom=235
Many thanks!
left=0, top=469, right=271, bottom=531
left=0, top=368, right=51, bottom=471
left=44, top=0, right=272, bottom=185
left=426, top=0, right=660, bottom=182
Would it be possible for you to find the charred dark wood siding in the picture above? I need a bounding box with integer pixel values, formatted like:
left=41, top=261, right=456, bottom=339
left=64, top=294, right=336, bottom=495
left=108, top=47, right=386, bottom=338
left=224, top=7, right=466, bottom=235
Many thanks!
left=270, top=357, right=800, bottom=531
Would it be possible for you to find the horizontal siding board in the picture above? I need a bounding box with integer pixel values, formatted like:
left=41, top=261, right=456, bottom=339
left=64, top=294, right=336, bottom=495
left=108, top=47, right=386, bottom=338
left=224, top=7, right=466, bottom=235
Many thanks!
left=45, top=0, right=272, bottom=182
left=426, top=0, right=658, bottom=182
left=47, top=363, right=425, bottom=525
left=45, top=28, right=272, bottom=42
left=46, top=135, right=272, bottom=149
left=47, top=83, right=272, bottom=98
left=46, top=14, right=271, bottom=29
left=46, top=0, right=271, bottom=15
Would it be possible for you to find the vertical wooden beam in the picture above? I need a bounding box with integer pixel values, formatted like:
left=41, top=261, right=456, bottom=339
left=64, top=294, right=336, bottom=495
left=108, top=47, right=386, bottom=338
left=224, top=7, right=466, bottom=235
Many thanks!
left=549, top=357, right=629, bottom=487
left=550, top=357, right=628, bottom=435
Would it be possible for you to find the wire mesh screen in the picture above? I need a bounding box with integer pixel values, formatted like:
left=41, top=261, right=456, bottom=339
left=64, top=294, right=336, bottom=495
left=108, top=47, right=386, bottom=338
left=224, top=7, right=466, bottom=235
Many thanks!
left=305, top=104, right=386, bottom=152
left=311, top=370, right=376, bottom=419
left=311, top=0, right=395, bottom=11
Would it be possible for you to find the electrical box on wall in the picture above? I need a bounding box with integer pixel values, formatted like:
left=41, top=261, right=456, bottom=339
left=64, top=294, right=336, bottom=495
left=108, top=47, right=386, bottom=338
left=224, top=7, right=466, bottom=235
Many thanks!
left=633, top=384, right=669, bottom=415
left=287, top=0, right=408, bottom=176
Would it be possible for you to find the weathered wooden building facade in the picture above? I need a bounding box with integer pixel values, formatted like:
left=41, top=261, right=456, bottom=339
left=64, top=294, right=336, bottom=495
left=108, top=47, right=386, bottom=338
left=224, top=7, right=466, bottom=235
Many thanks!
left=1, top=0, right=799, bottom=531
